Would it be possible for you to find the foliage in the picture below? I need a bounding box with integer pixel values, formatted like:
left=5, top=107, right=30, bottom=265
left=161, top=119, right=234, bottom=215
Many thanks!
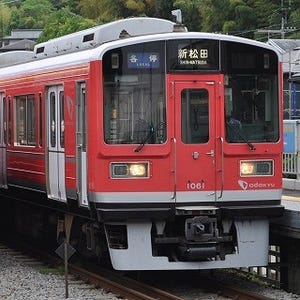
left=173, top=0, right=202, bottom=31
left=48, top=0, right=80, bottom=12
left=10, top=0, right=54, bottom=29
left=288, top=8, right=300, bottom=39
left=0, top=4, right=12, bottom=37
left=252, top=0, right=281, bottom=29
left=199, top=0, right=231, bottom=32
left=37, top=8, right=97, bottom=42
left=1, top=0, right=300, bottom=42
left=78, top=0, right=129, bottom=22
left=223, top=0, right=257, bottom=38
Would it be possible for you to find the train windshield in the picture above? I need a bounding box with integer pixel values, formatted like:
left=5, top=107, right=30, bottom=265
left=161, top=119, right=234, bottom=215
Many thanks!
left=225, top=75, right=279, bottom=143
left=223, top=42, right=279, bottom=143
left=103, top=41, right=166, bottom=145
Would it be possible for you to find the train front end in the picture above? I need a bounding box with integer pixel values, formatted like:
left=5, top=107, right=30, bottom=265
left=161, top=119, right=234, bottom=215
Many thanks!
left=89, top=32, right=284, bottom=270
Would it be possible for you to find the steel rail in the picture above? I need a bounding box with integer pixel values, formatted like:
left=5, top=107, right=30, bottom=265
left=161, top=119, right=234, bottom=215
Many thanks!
left=210, top=280, right=275, bottom=300
left=69, top=264, right=184, bottom=300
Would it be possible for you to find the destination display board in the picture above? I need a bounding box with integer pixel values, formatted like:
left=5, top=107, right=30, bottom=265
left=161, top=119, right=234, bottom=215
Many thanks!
left=167, top=39, right=219, bottom=71
left=127, top=52, right=160, bottom=69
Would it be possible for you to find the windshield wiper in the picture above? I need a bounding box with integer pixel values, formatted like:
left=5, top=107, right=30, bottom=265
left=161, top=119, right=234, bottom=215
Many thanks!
left=134, top=124, right=155, bottom=152
left=226, top=122, right=256, bottom=151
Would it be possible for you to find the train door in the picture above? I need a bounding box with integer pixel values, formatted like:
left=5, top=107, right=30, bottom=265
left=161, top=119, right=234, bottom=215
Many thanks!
left=46, top=86, right=67, bottom=202
left=173, top=79, right=220, bottom=202
left=76, top=83, right=88, bottom=207
left=0, top=93, right=7, bottom=188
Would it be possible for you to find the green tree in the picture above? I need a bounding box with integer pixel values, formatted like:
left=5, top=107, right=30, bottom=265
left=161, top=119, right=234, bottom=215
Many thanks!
left=8, top=0, right=54, bottom=29
left=124, top=0, right=159, bottom=16
left=198, top=0, right=230, bottom=32
left=288, top=8, right=300, bottom=38
left=222, top=0, right=256, bottom=37
left=252, top=0, right=280, bottom=30
left=223, top=20, right=237, bottom=34
left=78, top=0, right=129, bottom=22
left=78, top=0, right=174, bottom=22
left=38, top=7, right=96, bottom=42
left=7, top=6, right=20, bottom=32
left=0, top=4, right=12, bottom=37
left=2, top=0, right=300, bottom=44
left=155, top=0, right=175, bottom=20
left=173, top=0, right=202, bottom=31
left=48, top=0, right=80, bottom=12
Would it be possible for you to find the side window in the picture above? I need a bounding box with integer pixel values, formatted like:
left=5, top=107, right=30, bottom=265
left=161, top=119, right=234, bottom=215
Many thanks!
left=15, top=95, right=36, bottom=146
left=50, top=92, right=56, bottom=147
left=59, top=91, right=64, bottom=148
left=2, top=96, right=6, bottom=145
left=77, top=84, right=87, bottom=151
left=38, top=93, right=43, bottom=147
left=8, top=97, right=11, bottom=145
left=181, top=89, right=209, bottom=144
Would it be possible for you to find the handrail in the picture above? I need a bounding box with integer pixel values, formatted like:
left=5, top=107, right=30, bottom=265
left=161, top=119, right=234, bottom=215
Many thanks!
left=218, top=137, right=224, bottom=199
left=171, top=137, right=177, bottom=201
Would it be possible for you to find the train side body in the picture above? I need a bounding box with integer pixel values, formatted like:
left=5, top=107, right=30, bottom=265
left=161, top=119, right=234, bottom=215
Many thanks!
left=0, top=18, right=284, bottom=270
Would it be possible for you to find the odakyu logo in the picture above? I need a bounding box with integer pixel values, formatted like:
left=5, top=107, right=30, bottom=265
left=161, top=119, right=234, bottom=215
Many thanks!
left=238, top=180, right=275, bottom=190
left=238, top=180, right=248, bottom=190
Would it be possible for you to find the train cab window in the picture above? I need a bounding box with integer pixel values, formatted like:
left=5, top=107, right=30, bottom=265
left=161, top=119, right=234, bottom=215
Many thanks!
left=181, top=89, right=209, bottom=144
left=103, top=41, right=166, bottom=145
left=224, top=74, right=279, bottom=143
left=223, top=42, right=279, bottom=144
left=14, top=95, right=36, bottom=146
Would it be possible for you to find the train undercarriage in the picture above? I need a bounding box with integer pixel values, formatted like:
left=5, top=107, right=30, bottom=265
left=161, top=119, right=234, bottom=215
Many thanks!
left=1, top=196, right=270, bottom=271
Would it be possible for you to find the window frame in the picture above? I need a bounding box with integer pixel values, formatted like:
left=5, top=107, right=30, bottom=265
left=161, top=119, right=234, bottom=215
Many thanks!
left=14, top=94, right=36, bottom=147
left=181, top=88, right=209, bottom=144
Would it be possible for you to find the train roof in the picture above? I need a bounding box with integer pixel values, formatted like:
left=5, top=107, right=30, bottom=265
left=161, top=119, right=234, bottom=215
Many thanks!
left=0, top=17, right=182, bottom=69
left=33, top=17, right=185, bottom=59
left=0, top=21, right=282, bottom=79
left=0, top=51, right=34, bottom=67
left=96, top=31, right=281, bottom=58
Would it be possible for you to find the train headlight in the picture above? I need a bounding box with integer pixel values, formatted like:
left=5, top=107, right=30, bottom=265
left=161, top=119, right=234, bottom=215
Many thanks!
left=110, top=162, right=149, bottom=179
left=129, top=164, right=146, bottom=177
left=240, top=162, right=255, bottom=175
left=240, top=160, right=273, bottom=176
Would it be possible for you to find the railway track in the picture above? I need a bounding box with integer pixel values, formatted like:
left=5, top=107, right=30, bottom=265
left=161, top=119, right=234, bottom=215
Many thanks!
left=69, top=264, right=183, bottom=300
left=69, top=264, right=275, bottom=300
left=0, top=239, right=278, bottom=300
left=208, top=280, right=274, bottom=300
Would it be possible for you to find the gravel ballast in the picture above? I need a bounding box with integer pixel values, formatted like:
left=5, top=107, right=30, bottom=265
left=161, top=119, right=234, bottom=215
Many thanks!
left=0, top=246, right=120, bottom=300
left=1, top=243, right=300, bottom=300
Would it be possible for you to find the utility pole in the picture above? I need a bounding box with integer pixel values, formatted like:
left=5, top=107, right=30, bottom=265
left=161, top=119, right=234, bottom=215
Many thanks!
left=280, top=0, right=292, bottom=39
left=257, top=0, right=292, bottom=39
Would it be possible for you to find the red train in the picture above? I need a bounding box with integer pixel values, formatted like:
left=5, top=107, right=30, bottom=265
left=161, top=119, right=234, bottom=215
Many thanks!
left=0, top=17, right=283, bottom=270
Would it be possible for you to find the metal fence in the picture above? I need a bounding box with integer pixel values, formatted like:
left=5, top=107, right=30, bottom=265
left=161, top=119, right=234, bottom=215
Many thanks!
left=240, top=245, right=281, bottom=288
left=283, top=153, right=298, bottom=175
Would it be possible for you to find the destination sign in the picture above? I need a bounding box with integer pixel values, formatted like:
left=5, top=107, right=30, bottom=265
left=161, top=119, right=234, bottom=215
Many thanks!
left=167, top=39, right=219, bottom=71
left=178, top=47, right=209, bottom=66
left=127, top=52, right=160, bottom=69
